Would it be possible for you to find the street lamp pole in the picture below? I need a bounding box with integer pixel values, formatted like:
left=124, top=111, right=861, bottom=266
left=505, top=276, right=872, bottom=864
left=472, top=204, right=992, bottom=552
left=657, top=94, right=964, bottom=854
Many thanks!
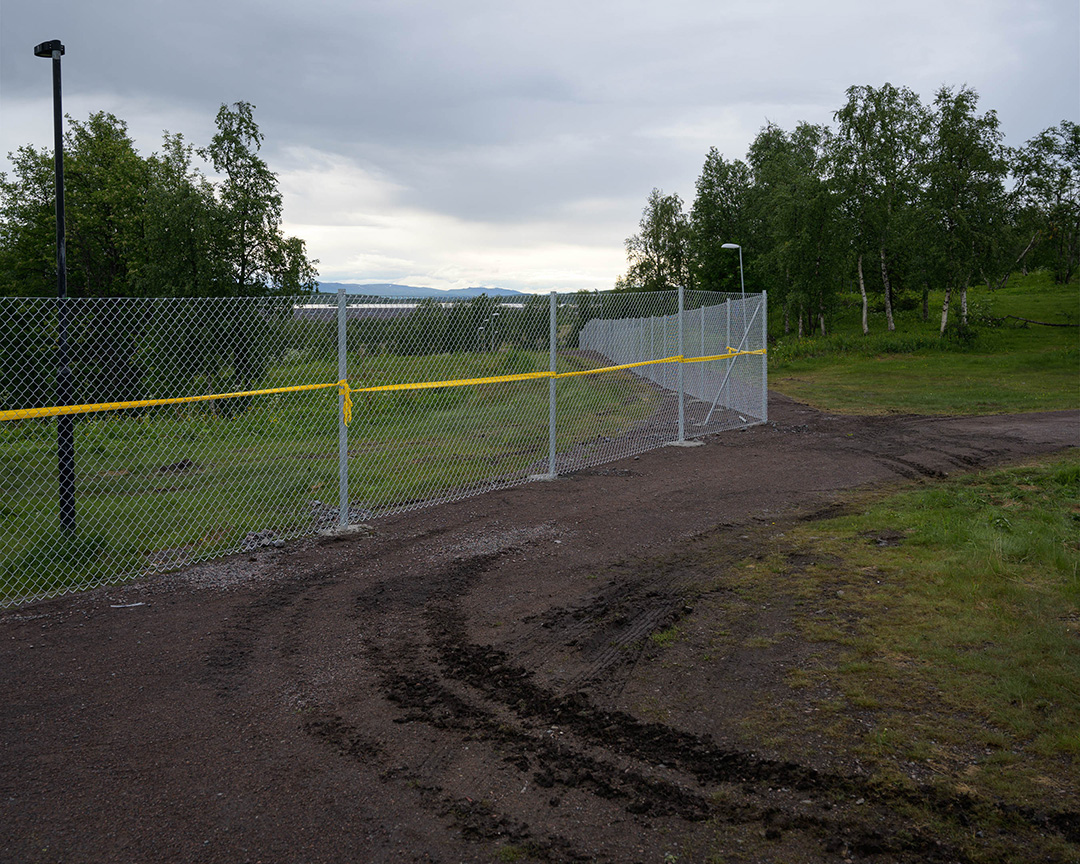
left=35, top=39, right=76, bottom=535
left=721, top=243, right=744, bottom=296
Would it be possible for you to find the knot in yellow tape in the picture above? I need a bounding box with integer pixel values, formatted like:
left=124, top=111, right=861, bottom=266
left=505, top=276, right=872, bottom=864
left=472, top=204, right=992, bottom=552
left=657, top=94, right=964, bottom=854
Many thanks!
left=339, top=380, right=353, bottom=426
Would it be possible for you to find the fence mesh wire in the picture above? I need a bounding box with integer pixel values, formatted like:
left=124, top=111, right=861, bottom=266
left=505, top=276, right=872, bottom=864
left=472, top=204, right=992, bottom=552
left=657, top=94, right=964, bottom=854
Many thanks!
left=1, top=289, right=766, bottom=605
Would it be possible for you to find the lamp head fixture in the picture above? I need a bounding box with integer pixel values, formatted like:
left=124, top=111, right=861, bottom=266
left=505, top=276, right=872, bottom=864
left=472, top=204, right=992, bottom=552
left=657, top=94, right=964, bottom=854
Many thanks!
left=34, top=40, right=65, bottom=58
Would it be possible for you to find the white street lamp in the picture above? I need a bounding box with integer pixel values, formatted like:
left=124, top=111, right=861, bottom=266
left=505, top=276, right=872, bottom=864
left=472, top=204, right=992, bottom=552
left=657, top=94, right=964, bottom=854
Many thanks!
left=721, top=243, right=745, bottom=296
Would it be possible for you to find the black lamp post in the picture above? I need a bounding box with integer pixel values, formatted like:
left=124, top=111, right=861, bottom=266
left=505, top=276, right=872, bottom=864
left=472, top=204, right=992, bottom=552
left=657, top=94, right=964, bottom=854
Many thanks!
left=34, top=39, right=76, bottom=535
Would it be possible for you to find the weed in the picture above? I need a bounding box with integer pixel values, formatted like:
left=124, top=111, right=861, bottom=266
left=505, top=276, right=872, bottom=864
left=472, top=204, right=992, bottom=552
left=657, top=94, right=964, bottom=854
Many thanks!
left=650, top=625, right=683, bottom=647
left=0, top=528, right=117, bottom=600
left=785, top=668, right=818, bottom=688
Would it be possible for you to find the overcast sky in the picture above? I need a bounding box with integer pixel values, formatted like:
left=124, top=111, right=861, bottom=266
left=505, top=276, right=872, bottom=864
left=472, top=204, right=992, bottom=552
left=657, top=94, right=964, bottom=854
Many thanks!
left=2, top=0, right=1077, bottom=293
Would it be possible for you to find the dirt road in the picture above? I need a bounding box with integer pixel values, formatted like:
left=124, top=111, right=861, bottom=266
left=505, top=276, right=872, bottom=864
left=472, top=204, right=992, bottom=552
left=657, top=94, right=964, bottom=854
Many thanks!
left=2, top=395, right=1077, bottom=863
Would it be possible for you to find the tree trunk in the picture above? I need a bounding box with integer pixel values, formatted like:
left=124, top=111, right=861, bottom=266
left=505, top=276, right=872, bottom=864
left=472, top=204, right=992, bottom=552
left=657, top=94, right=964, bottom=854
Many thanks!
left=819, top=298, right=825, bottom=336
left=993, top=233, right=1040, bottom=292
left=940, top=285, right=953, bottom=335
left=961, top=285, right=968, bottom=326
left=238, top=220, right=249, bottom=294
left=997, top=227, right=1041, bottom=285
left=783, top=300, right=790, bottom=335
left=797, top=308, right=803, bottom=338
left=880, top=247, right=895, bottom=332
left=857, top=254, right=869, bottom=334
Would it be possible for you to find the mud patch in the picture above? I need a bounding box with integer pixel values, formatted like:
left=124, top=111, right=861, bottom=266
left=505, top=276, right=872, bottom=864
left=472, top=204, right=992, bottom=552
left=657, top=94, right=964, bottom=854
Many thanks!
left=862, top=529, right=906, bottom=547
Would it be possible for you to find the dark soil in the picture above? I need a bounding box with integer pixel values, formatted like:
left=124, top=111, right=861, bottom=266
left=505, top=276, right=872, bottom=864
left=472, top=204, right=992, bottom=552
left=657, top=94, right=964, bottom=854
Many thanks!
left=2, top=394, right=1077, bottom=864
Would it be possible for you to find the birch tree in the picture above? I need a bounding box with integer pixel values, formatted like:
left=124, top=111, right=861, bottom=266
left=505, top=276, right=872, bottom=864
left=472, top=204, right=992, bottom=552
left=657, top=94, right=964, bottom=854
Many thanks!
left=202, top=101, right=317, bottom=296
left=619, top=188, right=693, bottom=291
left=690, top=148, right=754, bottom=293
left=926, top=86, right=1008, bottom=334
left=748, top=122, right=842, bottom=336
left=833, top=84, right=930, bottom=331
left=1011, top=121, right=1080, bottom=285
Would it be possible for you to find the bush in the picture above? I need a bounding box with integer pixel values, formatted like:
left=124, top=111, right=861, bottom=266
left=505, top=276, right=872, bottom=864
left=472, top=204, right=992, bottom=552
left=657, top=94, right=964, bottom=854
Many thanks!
left=770, top=331, right=952, bottom=364
left=942, top=320, right=980, bottom=347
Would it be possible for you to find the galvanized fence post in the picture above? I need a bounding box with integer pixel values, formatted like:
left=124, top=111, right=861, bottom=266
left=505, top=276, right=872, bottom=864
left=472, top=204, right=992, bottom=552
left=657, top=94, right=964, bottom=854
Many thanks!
left=677, top=284, right=685, bottom=442
left=548, top=290, right=557, bottom=477
left=726, top=298, right=731, bottom=407
left=699, top=303, right=705, bottom=401
left=337, top=288, right=349, bottom=526
left=761, top=290, right=769, bottom=423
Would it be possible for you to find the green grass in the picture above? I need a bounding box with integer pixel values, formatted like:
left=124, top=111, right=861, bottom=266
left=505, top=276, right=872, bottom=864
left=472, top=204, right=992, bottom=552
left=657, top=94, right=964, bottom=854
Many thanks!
left=1, top=349, right=659, bottom=603
left=765, top=452, right=1080, bottom=812
left=495, top=845, right=532, bottom=862
left=649, top=625, right=684, bottom=647
left=769, top=272, right=1079, bottom=414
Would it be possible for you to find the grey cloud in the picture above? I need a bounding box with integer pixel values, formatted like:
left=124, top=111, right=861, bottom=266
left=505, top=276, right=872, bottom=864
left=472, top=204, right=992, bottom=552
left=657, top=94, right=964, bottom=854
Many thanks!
left=2, top=0, right=1077, bottom=290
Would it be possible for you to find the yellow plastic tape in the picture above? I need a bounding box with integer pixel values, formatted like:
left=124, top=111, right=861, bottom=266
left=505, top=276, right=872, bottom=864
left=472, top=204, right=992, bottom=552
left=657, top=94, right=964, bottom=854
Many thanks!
left=551, top=354, right=683, bottom=380
left=684, top=347, right=767, bottom=363
left=0, top=381, right=344, bottom=423
left=2, top=350, right=765, bottom=426
left=347, top=370, right=553, bottom=394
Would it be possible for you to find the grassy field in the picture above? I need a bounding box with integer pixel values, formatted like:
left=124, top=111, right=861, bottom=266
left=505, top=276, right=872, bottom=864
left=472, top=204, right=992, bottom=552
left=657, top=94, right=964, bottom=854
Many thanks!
left=769, top=272, right=1079, bottom=415
left=711, top=450, right=1080, bottom=859
left=0, top=349, right=661, bottom=603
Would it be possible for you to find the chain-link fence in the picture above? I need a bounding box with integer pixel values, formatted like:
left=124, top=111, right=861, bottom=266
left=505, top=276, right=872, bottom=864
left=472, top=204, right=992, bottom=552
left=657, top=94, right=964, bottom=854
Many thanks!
left=1, top=289, right=766, bottom=605
left=577, top=290, right=767, bottom=438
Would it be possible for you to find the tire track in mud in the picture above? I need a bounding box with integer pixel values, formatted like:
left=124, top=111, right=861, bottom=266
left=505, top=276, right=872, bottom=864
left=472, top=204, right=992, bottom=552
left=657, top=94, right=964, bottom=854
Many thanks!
left=817, top=413, right=1021, bottom=483
left=828, top=426, right=1012, bottom=482
left=202, top=569, right=336, bottom=688
left=331, top=540, right=1075, bottom=863
left=514, top=574, right=693, bottom=697
left=198, top=501, right=1080, bottom=861
left=871, top=454, right=948, bottom=480
left=421, top=608, right=947, bottom=861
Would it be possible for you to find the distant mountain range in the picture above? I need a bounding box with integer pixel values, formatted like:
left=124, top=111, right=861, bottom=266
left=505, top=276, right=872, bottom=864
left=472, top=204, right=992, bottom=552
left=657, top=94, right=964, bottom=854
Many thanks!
left=315, top=282, right=528, bottom=299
